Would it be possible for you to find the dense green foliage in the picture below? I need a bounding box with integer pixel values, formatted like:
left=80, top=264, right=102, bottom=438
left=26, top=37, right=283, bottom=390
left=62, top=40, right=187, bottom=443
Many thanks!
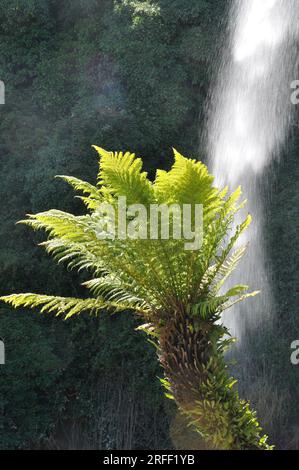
left=0, top=0, right=297, bottom=449
left=1, top=147, right=271, bottom=449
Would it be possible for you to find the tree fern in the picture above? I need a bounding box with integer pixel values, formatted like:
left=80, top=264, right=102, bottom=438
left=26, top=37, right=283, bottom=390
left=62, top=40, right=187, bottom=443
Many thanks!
left=0, top=147, right=272, bottom=450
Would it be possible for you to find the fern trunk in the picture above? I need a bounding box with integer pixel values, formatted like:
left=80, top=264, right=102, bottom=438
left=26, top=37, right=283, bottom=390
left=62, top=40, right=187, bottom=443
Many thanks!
left=158, top=310, right=271, bottom=450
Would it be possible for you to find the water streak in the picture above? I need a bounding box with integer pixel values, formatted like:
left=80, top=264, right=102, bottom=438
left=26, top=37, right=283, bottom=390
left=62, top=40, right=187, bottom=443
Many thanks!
left=206, top=0, right=299, bottom=337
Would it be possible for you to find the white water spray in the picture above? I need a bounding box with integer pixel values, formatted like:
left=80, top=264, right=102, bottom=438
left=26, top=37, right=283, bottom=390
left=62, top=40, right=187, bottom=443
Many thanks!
left=207, top=0, right=299, bottom=337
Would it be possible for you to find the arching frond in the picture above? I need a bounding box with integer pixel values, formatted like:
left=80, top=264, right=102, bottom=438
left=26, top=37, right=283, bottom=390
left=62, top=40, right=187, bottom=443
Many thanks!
left=222, top=290, right=260, bottom=312
left=56, top=175, right=100, bottom=199
left=211, top=246, right=248, bottom=295
left=154, top=149, right=222, bottom=218
left=93, top=146, right=154, bottom=205
left=56, top=175, right=102, bottom=210
left=40, top=239, right=107, bottom=275
left=0, top=294, right=109, bottom=319
left=20, top=210, right=95, bottom=243
left=202, top=215, right=252, bottom=293
left=0, top=293, right=148, bottom=319
left=82, top=276, right=148, bottom=309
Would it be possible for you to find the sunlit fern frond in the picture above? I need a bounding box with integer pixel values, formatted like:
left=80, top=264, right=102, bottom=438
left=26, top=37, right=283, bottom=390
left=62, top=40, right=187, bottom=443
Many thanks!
left=40, top=239, right=107, bottom=275
left=211, top=246, right=248, bottom=295
left=56, top=175, right=103, bottom=210
left=221, top=290, right=260, bottom=312
left=200, top=214, right=252, bottom=295
left=0, top=293, right=149, bottom=319
left=20, top=210, right=95, bottom=243
left=94, top=146, right=154, bottom=205
left=154, top=149, right=220, bottom=212
left=0, top=294, right=110, bottom=319
left=83, top=276, right=149, bottom=309
left=56, top=175, right=100, bottom=199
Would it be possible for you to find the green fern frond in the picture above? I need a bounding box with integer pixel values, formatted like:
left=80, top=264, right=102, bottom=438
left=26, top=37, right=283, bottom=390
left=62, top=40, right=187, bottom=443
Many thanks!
left=224, top=285, right=249, bottom=297
left=20, top=210, right=95, bottom=242
left=82, top=276, right=147, bottom=307
left=40, top=239, right=107, bottom=275
left=0, top=294, right=109, bottom=319
left=56, top=175, right=100, bottom=199
left=204, top=215, right=252, bottom=292
left=222, top=290, right=260, bottom=312
left=190, top=297, right=228, bottom=319
left=93, top=146, right=154, bottom=205
left=0, top=293, right=148, bottom=319
left=56, top=175, right=103, bottom=210
left=154, top=149, right=220, bottom=213
left=211, top=246, right=248, bottom=295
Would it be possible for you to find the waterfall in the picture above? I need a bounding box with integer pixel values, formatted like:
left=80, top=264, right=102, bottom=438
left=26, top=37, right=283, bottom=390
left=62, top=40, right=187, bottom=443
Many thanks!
left=206, top=0, right=299, bottom=338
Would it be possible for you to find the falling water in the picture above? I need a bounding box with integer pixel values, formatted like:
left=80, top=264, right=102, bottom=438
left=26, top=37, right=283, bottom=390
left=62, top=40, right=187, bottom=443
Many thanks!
left=206, top=0, right=299, bottom=338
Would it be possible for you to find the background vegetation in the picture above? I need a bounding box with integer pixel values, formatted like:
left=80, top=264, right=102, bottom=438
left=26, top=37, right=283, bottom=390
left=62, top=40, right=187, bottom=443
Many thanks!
left=0, top=0, right=298, bottom=449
